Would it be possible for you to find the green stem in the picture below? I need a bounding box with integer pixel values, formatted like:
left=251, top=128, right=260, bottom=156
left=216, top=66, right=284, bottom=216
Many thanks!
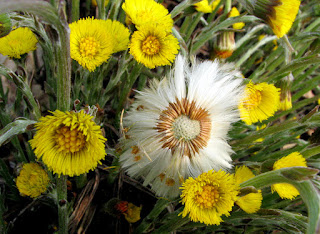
left=133, top=199, right=172, bottom=234
left=57, top=175, right=68, bottom=234
left=184, top=13, right=203, bottom=42
left=241, top=167, right=320, bottom=234
left=97, top=0, right=106, bottom=20
left=302, top=145, right=320, bottom=159
left=0, top=2, right=71, bottom=234
left=71, top=0, right=80, bottom=22
left=224, top=0, right=232, bottom=15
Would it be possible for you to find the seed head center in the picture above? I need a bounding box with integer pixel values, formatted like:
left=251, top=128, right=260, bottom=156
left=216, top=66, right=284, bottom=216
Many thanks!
left=172, top=115, right=201, bottom=141
left=195, top=185, right=220, bottom=209
left=142, top=35, right=161, bottom=56
left=80, top=36, right=100, bottom=58
left=55, top=126, right=86, bottom=153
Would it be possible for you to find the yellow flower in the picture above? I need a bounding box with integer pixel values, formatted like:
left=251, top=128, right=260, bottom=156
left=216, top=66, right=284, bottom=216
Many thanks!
left=228, top=7, right=245, bottom=30
left=92, top=0, right=109, bottom=7
left=279, top=93, right=292, bottom=111
left=124, top=203, right=142, bottom=223
left=258, top=34, right=266, bottom=41
left=234, top=165, right=255, bottom=184
left=248, top=0, right=300, bottom=38
left=129, top=24, right=180, bottom=69
left=0, top=27, right=37, bottom=59
left=16, top=163, right=50, bottom=198
left=104, top=19, right=130, bottom=53
left=194, top=0, right=221, bottom=13
left=122, top=0, right=173, bottom=31
left=29, top=110, right=107, bottom=177
left=69, top=17, right=115, bottom=72
left=234, top=166, right=262, bottom=214
left=268, top=0, right=300, bottom=38
left=239, top=81, right=280, bottom=125
left=236, top=192, right=263, bottom=213
left=180, top=170, right=239, bottom=225
left=271, top=152, right=307, bottom=199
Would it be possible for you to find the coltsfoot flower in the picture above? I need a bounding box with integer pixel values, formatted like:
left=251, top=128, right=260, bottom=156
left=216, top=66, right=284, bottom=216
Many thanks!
left=180, top=170, right=239, bottom=225
left=69, top=17, right=115, bottom=72
left=0, top=27, right=37, bottom=59
left=239, top=81, right=280, bottom=125
left=234, top=166, right=262, bottom=214
left=193, top=0, right=221, bottom=13
left=228, top=7, right=245, bottom=30
left=120, top=55, right=244, bottom=198
left=122, top=0, right=173, bottom=31
left=239, top=0, right=300, bottom=38
left=271, top=152, right=307, bottom=199
left=29, top=110, right=107, bottom=177
left=129, top=24, right=180, bottom=69
left=16, top=163, right=50, bottom=198
left=104, top=19, right=130, bottom=53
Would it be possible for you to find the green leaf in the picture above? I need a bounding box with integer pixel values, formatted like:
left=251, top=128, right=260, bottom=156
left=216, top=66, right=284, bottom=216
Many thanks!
left=0, top=118, right=36, bottom=147
left=241, top=167, right=320, bottom=234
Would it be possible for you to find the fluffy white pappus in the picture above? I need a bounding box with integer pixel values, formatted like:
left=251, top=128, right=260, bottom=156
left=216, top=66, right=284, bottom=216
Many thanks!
left=119, top=54, right=245, bottom=198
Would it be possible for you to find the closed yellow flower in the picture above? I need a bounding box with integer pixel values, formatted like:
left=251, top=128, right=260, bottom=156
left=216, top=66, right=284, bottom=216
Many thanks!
left=122, top=0, right=173, bottom=32
left=16, top=163, right=50, bottom=198
left=0, top=27, right=37, bottom=59
left=228, top=7, right=245, bottom=30
left=272, top=152, right=307, bottom=199
left=194, top=0, right=221, bottom=13
left=234, top=166, right=262, bottom=214
left=104, top=19, right=130, bottom=53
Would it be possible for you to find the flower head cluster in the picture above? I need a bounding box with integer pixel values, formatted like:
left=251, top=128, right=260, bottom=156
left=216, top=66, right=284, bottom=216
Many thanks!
left=69, top=17, right=130, bottom=72
left=193, top=0, right=221, bottom=13
left=122, top=0, right=180, bottom=68
left=120, top=55, right=244, bottom=198
left=239, top=81, right=280, bottom=125
left=0, top=27, right=38, bottom=59
left=180, top=170, right=239, bottom=225
left=29, top=110, right=107, bottom=176
left=272, top=152, right=307, bottom=199
left=16, top=163, right=50, bottom=198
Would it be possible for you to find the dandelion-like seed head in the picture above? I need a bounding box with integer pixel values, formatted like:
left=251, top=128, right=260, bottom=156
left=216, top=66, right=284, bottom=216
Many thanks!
left=30, top=110, right=107, bottom=176
left=120, top=55, right=244, bottom=198
left=16, top=163, right=50, bottom=198
left=0, top=27, right=37, bottom=59
left=239, top=81, right=280, bottom=125
left=271, top=152, right=307, bottom=199
left=180, top=170, right=239, bottom=225
left=156, top=99, right=211, bottom=157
